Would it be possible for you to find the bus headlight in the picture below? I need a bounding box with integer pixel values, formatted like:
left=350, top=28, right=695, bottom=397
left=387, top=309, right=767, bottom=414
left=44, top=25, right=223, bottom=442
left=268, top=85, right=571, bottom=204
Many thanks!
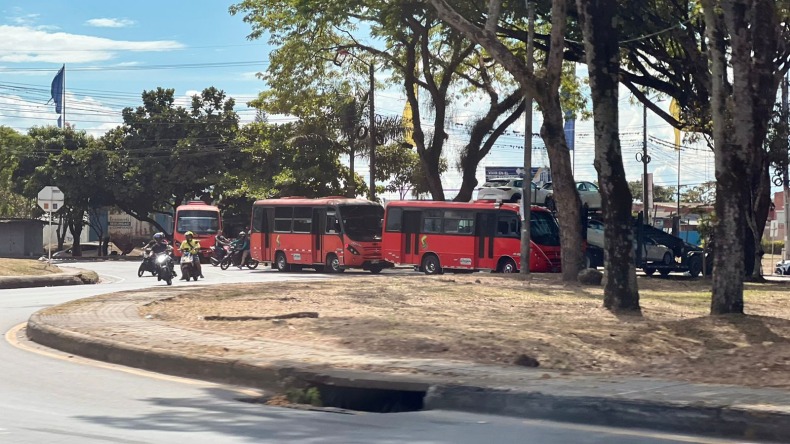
left=346, top=244, right=360, bottom=255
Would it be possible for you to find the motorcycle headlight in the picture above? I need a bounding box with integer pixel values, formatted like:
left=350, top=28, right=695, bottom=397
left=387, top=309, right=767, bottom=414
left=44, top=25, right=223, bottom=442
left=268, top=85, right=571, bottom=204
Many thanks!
left=156, top=255, right=168, bottom=264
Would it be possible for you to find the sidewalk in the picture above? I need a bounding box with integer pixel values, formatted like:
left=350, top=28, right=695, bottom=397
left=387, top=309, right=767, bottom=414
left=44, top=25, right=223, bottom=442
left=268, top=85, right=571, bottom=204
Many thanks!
left=26, top=289, right=790, bottom=442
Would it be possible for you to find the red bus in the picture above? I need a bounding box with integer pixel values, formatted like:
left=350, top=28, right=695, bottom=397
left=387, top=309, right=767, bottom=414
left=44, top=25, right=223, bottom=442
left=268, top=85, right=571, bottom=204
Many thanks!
left=250, top=196, right=387, bottom=273
left=172, top=201, right=222, bottom=260
left=381, top=200, right=561, bottom=274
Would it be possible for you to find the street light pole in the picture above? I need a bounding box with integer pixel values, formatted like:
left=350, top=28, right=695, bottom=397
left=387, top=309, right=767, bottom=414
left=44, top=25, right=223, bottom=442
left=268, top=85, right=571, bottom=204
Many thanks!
left=643, top=103, right=650, bottom=225
left=520, top=0, right=534, bottom=279
left=368, top=62, right=377, bottom=202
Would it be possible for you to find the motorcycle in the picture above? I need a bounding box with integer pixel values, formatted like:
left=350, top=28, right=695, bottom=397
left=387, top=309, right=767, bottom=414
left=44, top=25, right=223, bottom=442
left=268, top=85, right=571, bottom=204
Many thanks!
left=138, top=247, right=158, bottom=277
left=220, top=247, right=259, bottom=270
left=155, top=250, right=174, bottom=286
left=210, top=244, right=230, bottom=267
left=180, top=251, right=200, bottom=281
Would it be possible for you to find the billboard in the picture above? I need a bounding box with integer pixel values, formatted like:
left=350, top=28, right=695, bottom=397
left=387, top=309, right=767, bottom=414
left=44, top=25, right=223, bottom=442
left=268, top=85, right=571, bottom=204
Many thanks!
left=485, top=166, right=551, bottom=183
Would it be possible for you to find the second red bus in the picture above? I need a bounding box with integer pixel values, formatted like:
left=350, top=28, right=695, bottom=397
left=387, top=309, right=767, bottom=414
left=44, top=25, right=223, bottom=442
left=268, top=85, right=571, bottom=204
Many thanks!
left=172, top=201, right=223, bottom=260
left=381, top=200, right=561, bottom=274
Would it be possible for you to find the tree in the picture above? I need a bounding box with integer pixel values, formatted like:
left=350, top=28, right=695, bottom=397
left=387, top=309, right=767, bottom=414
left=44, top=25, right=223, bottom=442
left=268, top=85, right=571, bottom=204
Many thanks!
left=575, top=0, right=640, bottom=313
left=376, top=143, right=447, bottom=199
left=0, top=127, right=36, bottom=218
left=699, top=0, right=788, bottom=313
left=103, top=87, right=240, bottom=234
left=681, top=181, right=716, bottom=205
left=429, top=0, right=585, bottom=282
left=230, top=0, right=526, bottom=202
left=628, top=180, right=677, bottom=202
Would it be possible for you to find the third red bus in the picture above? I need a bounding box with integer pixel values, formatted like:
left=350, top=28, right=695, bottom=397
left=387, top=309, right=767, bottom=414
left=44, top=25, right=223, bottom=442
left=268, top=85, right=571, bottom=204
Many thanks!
left=381, top=200, right=561, bottom=274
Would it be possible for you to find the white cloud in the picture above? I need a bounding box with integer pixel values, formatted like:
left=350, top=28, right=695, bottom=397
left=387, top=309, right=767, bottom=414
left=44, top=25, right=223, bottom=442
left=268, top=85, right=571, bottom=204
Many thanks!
left=0, top=25, right=184, bottom=63
left=85, top=18, right=135, bottom=28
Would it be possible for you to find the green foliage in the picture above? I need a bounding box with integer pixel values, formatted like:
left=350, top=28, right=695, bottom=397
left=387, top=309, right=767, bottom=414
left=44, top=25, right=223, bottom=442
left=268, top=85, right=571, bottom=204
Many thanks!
left=681, top=182, right=716, bottom=205
left=0, top=126, right=37, bottom=218
left=762, top=240, right=785, bottom=254
left=285, top=387, right=323, bottom=406
left=628, top=180, right=677, bottom=202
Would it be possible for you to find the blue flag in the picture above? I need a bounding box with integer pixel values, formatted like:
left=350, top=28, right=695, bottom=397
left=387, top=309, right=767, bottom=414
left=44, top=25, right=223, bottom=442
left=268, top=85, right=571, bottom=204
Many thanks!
left=50, top=65, right=65, bottom=114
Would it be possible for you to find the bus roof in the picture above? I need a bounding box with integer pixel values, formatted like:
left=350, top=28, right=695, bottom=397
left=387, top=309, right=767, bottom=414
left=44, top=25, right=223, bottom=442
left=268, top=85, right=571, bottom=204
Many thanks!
left=384, top=200, right=552, bottom=213
left=253, top=196, right=380, bottom=207
left=175, top=201, right=220, bottom=211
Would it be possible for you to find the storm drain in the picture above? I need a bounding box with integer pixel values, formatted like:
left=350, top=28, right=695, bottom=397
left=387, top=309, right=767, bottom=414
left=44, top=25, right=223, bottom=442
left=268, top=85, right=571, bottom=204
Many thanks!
left=238, top=384, right=426, bottom=413
left=313, top=383, right=426, bottom=413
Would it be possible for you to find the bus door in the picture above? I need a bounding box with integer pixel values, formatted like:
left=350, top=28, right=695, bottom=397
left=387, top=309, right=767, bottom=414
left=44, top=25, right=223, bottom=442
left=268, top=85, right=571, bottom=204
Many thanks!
left=312, top=208, right=325, bottom=264
left=262, top=207, right=274, bottom=262
left=401, top=210, right=422, bottom=265
left=475, top=212, right=496, bottom=269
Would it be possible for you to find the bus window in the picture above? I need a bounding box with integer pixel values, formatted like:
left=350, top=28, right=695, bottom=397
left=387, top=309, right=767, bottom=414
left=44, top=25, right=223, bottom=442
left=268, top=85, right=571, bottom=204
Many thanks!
left=338, top=204, right=383, bottom=241
left=176, top=210, right=219, bottom=235
left=326, top=210, right=340, bottom=234
left=292, top=207, right=312, bottom=233
left=531, top=211, right=561, bottom=246
left=422, top=209, right=442, bottom=233
left=496, top=212, right=520, bottom=238
left=443, top=210, right=474, bottom=235
left=385, top=207, right=403, bottom=232
left=252, top=206, right=264, bottom=233
left=274, top=207, right=293, bottom=232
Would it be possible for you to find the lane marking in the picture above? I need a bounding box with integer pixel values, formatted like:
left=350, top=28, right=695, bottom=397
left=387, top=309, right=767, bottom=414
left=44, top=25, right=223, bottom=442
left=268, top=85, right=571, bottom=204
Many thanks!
left=4, top=323, right=261, bottom=398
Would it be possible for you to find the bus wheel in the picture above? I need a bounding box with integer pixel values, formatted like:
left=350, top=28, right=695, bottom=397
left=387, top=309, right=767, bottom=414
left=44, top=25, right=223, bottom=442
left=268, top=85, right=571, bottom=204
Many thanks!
left=325, top=254, right=344, bottom=273
left=499, top=258, right=518, bottom=273
left=659, top=268, right=671, bottom=277
left=422, top=254, right=443, bottom=275
left=275, top=252, right=290, bottom=272
left=369, top=264, right=384, bottom=274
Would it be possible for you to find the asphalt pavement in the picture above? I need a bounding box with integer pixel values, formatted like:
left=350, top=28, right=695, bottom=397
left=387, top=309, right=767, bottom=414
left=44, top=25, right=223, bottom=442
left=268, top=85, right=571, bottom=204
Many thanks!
left=5, top=260, right=790, bottom=443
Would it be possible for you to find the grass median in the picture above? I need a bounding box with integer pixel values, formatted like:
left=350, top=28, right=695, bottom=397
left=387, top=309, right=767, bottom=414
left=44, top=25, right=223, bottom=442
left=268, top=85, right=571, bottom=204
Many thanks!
left=0, top=258, right=61, bottom=276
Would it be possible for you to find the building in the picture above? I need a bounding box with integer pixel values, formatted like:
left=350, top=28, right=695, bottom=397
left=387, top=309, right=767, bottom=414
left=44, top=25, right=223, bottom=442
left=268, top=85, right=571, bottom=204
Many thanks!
left=0, top=219, right=45, bottom=258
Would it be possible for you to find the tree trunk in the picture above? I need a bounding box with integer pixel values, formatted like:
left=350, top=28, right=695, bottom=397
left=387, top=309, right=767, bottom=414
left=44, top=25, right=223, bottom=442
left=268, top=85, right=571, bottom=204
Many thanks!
left=749, top=158, right=772, bottom=278
left=56, top=213, right=67, bottom=251
left=541, top=96, right=583, bottom=281
left=67, top=210, right=85, bottom=257
left=455, top=153, right=481, bottom=203
left=576, top=0, right=640, bottom=313
left=702, top=0, right=745, bottom=314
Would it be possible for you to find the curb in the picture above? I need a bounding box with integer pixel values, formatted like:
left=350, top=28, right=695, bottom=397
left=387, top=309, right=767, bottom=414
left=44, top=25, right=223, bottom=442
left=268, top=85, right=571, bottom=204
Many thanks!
left=0, top=270, right=98, bottom=289
left=425, top=385, right=788, bottom=442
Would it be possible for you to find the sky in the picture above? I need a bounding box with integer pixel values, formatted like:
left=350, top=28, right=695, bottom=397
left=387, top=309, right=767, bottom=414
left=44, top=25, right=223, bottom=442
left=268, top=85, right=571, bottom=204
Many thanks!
left=0, top=1, right=717, bottom=200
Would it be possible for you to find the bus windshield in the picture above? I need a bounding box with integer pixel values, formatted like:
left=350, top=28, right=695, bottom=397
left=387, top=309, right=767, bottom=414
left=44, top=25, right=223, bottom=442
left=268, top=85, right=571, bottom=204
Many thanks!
left=176, top=210, right=220, bottom=235
left=531, top=211, right=561, bottom=246
left=339, top=204, right=383, bottom=241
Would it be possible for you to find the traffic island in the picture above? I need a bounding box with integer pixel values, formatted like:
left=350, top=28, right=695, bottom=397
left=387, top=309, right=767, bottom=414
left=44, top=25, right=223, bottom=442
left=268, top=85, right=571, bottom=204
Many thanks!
left=0, top=269, right=99, bottom=289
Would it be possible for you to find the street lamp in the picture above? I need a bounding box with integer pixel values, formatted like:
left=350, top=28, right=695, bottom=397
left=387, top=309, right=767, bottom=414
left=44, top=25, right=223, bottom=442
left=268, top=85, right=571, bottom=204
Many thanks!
left=335, top=49, right=377, bottom=201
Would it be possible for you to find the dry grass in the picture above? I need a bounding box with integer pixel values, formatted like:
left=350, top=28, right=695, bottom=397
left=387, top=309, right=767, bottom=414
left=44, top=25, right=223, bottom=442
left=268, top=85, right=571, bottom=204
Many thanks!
left=139, top=273, right=790, bottom=388
left=0, top=258, right=61, bottom=276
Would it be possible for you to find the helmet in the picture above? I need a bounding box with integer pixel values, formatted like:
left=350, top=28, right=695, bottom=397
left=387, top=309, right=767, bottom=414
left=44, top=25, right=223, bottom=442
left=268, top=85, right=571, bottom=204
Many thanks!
left=239, top=231, right=247, bottom=237
left=153, top=232, right=164, bottom=241
left=185, top=231, right=194, bottom=237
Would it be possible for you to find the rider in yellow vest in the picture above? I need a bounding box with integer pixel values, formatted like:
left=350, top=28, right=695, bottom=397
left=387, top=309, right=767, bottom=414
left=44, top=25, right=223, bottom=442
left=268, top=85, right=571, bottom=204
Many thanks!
left=179, top=231, right=204, bottom=279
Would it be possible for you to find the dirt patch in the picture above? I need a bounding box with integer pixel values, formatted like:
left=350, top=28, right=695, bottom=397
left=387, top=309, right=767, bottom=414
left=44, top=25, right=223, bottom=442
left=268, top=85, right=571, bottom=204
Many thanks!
left=139, top=273, right=790, bottom=388
left=0, top=258, right=61, bottom=277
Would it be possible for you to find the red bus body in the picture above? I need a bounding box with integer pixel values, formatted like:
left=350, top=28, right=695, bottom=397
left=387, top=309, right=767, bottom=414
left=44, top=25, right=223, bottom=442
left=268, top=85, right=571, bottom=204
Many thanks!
left=381, top=200, right=561, bottom=273
left=250, top=197, right=386, bottom=273
left=172, top=201, right=223, bottom=259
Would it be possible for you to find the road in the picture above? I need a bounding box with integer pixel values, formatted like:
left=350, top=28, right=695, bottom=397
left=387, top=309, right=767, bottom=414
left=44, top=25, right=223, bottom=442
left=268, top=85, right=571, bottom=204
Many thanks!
left=0, top=260, right=750, bottom=443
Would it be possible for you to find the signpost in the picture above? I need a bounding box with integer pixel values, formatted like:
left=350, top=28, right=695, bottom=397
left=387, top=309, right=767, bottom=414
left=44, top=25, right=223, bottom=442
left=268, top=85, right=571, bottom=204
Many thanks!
left=37, top=186, right=64, bottom=263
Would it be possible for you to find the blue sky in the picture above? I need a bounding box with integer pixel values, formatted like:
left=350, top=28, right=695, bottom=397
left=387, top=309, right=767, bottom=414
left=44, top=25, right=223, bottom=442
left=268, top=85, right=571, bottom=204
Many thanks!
left=0, top=1, right=716, bottom=198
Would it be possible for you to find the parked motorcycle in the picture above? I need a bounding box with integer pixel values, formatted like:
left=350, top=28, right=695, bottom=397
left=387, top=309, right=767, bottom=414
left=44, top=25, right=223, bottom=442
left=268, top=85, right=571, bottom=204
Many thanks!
left=155, top=250, right=174, bottom=286
left=210, top=244, right=230, bottom=267
left=180, top=251, right=200, bottom=281
left=219, top=247, right=259, bottom=270
left=138, top=247, right=158, bottom=277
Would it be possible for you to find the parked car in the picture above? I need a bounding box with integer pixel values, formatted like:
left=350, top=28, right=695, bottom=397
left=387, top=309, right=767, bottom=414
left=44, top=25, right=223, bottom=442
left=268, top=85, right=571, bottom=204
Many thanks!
left=637, top=237, right=674, bottom=264
left=541, top=180, right=602, bottom=211
left=477, top=178, right=550, bottom=204
left=776, top=260, right=790, bottom=275
left=586, top=219, right=605, bottom=248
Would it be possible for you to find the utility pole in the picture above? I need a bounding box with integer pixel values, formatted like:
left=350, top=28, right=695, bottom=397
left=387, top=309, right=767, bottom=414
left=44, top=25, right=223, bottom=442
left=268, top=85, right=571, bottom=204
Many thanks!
left=368, top=63, right=377, bottom=202
left=783, top=74, right=790, bottom=260
left=641, top=102, right=651, bottom=225
left=520, top=0, right=534, bottom=278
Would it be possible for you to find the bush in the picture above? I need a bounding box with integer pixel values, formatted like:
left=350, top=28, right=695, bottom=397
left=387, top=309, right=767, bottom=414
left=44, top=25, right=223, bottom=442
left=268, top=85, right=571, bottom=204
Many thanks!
left=762, top=240, right=785, bottom=254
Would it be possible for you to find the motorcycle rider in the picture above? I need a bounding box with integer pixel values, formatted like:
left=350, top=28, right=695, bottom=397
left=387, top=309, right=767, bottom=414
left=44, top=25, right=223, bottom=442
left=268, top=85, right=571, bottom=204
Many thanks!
left=231, top=231, right=251, bottom=268
left=145, top=232, right=176, bottom=277
left=179, top=231, right=204, bottom=279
